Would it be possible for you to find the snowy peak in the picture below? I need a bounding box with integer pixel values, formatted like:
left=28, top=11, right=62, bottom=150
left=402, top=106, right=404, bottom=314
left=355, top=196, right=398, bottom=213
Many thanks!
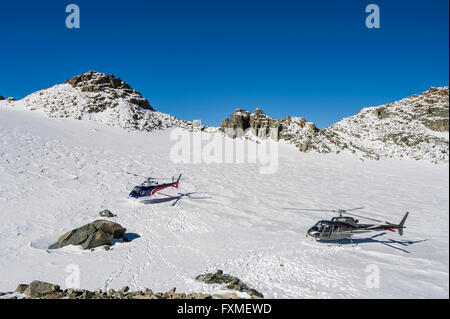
left=311, top=86, right=449, bottom=163
left=66, top=71, right=153, bottom=111
left=220, top=87, right=449, bottom=163
left=17, top=71, right=191, bottom=131
left=401, top=86, right=448, bottom=132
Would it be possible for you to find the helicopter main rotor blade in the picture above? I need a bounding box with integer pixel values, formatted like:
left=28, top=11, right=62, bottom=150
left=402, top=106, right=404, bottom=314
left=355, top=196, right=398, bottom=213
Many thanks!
left=343, top=211, right=384, bottom=223
left=283, top=207, right=365, bottom=213
left=342, top=207, right=365, bottom=212
left=283, top=208, right=336, bottom=212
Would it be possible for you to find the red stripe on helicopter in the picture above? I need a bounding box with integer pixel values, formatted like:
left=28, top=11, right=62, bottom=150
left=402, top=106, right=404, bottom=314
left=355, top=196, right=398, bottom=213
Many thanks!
left=151, top=183, right=179, bottom=195
left=386, top=228, right=395, bottom=232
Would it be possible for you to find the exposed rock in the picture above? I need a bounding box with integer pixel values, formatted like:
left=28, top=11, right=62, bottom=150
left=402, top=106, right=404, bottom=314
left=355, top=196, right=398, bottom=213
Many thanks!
left=24, top=281, right=61, bottom=299
left=6, top=97, right=15, bottom=101
left=68, top=71, right=153, bottom=110
left=132, top=295, right=153, bottom=299
left=247, top=288, right=264, bottom=299
left=221, top=108, right=318, bottom=145
left=5, top=280, right=249, bottom=299
left=168, top=287, right=176, bottom=294
left=185, top=293, right=212, bottom=299
left=214, top=292, right=241, bottom=299
left=219, top=86, right=449, bottom=163
left=196, top=269, right=264, bottom=298
left=107, top=289, right=115, bottom=297
left=45, top=292, right=64, bottom=299
left=143, top=288, right=153, bottom=296
left=0, top=95, right=4, bottom=100
left=99, top=209, right=115, bottom=217
left=308, top=86, right=449, bottom=163
left=15, top=284, right=28, bottom=293
left=94, top=289, right=103, bottom=296
left=220, top=109, right=251, bottom=137
left=20, top=71, right=194, bottom=132
left=119, top=286, right=130, bottom=293
left=57, top=220, right=126, bottom=249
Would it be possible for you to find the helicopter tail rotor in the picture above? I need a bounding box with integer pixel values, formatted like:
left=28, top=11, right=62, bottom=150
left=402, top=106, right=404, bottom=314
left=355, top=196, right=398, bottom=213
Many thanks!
left=398, top=212, right=409, bottom=236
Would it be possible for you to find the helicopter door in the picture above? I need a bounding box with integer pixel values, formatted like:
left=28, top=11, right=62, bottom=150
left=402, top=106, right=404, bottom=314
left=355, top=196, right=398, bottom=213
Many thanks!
left=322, top=224, right=332, bottom=238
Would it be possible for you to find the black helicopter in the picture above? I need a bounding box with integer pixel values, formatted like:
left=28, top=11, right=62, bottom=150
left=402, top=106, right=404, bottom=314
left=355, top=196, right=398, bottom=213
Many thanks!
left=288, top=207, right=409, bottom=242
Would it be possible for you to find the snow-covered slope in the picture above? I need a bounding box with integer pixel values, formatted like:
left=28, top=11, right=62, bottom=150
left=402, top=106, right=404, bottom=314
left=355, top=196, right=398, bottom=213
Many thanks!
left=0, top=102, right=448, bottom=298
left=14, top=71, right=192, bottom=131
left=220, top=87, right=449, bottom=163
left=311, top=86, right=449, bottom=163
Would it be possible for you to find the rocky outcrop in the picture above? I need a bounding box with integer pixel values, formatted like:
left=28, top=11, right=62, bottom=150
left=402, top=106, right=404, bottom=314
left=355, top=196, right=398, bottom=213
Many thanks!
left=67, top=71, right=153, bottom=110
left=15, top=284, right=28, bottom=293
left=221, top=108, right=286, bottom=140
left=19, top=71, right=193, bottom=132
left=196, top=269, right=264, bottom=298
left=220, top=109, right=251, bottom=137
left=57, top=220, right=126, bottom=249
left=308, top=86, right=449, bottom=163
left=99, top=209, right=115, bottom=218
left=220, top=108, right=319, bottom=149
left=220, top=86, right=449, bottom=163
left=24, top=281, right=61, bottom=299
left=1, top=281, right=262, bottom=299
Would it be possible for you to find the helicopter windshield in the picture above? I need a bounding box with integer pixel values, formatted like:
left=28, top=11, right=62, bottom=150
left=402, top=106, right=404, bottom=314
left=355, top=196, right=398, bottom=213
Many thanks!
left=132, top=187, right=144, bottom=195
left=312, top=220, right=329, bottom=232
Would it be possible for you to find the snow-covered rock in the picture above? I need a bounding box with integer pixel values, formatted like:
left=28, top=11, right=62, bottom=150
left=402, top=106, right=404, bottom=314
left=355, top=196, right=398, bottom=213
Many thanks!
left=220, top=108, right=318, bottom=144
left=221, top=87, right=449, bottom=163
left=17, top=71, right=192, bottom=131
left=310, top=86, right=449, bottom=163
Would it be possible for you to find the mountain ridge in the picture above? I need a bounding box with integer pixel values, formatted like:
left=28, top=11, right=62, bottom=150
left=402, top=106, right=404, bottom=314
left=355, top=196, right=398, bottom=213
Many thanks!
left=10, top=71, right=193, bottom=132
left=1, top=71, right=448, bottom=163
left=220, top=86, right=449, bottom=163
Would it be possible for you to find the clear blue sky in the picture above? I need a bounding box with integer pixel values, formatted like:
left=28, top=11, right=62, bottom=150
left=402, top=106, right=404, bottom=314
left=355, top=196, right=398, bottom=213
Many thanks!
left=0, top=0, right=448, bottom=128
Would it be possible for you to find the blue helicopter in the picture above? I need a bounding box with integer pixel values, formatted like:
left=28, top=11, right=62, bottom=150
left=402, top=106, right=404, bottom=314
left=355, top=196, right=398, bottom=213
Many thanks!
left=129, top=173, right=182, bottom=198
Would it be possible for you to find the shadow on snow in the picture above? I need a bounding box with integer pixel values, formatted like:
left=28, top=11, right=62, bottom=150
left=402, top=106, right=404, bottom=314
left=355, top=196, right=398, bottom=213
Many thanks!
left=140, top=192, right=212, bottom=206
left=317, top=232, right=428, bottom=253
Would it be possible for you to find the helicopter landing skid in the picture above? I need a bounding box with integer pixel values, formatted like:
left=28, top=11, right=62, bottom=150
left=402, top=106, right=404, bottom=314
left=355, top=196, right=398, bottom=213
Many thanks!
left=305, top=236, right=359, bottom=247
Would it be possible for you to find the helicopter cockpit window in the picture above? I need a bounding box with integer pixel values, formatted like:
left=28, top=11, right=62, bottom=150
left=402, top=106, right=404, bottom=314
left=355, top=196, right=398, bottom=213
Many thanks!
left=313, top=220, right=329, bottom=232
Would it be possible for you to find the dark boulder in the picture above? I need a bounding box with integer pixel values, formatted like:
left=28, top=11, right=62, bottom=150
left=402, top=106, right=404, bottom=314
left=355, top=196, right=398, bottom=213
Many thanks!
left=24, top=281, right=61, bottom=299
left=196, top=270, right=264, bottom=298
left=15, top=284, right=28, bottom=293
left=58, top=220, right=126, bottom=249
left=99, top=209, right=115, bottom=217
